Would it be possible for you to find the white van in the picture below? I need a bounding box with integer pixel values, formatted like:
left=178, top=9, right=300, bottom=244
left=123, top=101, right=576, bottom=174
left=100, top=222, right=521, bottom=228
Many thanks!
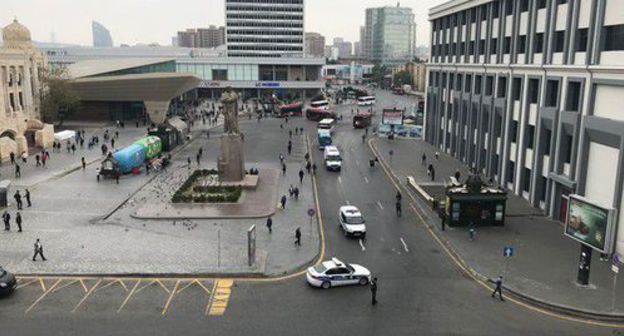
left=357, top=96, right=376, bottom=106
left=323, top=146, right=342, bottom=171
left=318, top=118, right=336, bottom=135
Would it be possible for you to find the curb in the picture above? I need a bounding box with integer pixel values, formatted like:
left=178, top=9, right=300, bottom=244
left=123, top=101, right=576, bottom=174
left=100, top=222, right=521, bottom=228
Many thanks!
left=368, top=137, right=624, bottom=323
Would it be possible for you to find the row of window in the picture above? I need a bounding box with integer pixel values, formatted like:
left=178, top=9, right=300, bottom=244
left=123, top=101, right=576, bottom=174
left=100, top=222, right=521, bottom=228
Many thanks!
left=227, top=30, right=303, bottom=36
left=227, top=45, right=303, bottom=51
left=225, top=0, right=303, bottom=4
left=226, top=14, right=303, bottom=20
left=226, top=5, right=303, bottom=12
left=227, top=22, right=303, bottom=28
left=227, top=38, right=303, bottom=44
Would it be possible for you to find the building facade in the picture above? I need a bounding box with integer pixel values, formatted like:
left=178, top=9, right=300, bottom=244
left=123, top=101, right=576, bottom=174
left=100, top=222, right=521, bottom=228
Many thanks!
left=365, top=5, right=416, bottom=65
left=0, top=19, right=54, bottom=160
left=177, top=26, right=225, bottom=48
left=225, top=0, right=305, bottom=58
left=426, top=0, right=624, bottom=256
left=332, top=37, right=353, bottom=59
left=304, top=32, right=325, bottom=57
left=92, top=21, right=113, bottom=47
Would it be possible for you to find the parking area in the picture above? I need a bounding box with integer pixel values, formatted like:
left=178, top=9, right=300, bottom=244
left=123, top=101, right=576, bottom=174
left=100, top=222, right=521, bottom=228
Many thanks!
left=5, top=276, right=233, bottom=317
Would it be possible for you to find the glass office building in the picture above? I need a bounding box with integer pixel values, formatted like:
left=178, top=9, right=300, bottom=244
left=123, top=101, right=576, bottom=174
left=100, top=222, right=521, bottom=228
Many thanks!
left=365, top=6, right=416, bottom=65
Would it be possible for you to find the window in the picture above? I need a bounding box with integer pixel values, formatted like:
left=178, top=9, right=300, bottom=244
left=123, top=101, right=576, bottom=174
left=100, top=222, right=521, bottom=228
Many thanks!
left=554, top=31, right=565, bottom=52
left=537, top=0, right=547, bottom=9
left=485, top=76, right=494, bottom=96
left=543, top=129, right=552, bottom=154
left=519, top=0, right=529, bottom=12
left=480, top=5, right=487, bottom=21
left=539, top=176, right=548, bottom=201
left=545, top=80, right=559, bottom=107
left=557, top=0, right=568, bottom=4
left=523, top=168, right=532, bottom=192
left=525, top=125, right=535, bottom=149
left=469, top=41, right=475, bottom=54
left=517, top=35, right=526, bottom=53
left=475, top=76, right=482, bottom=94
left=460, top=42, right=466, bottom=54
left=456, top=74, right=463, bottom=90
left=534, top=33, right=544, bottom=53
left=510, top=121, right=518, bottom=142
left=563, top=135, right=573, bottom=164
left=575, top=28, right=588, bottom=52
left=512, top=78, right=522, bottom=101
left=491, top=38, right=498, bottom=53
left=505, top=0, right=513, bottom=15
left=492, top=2, right=499, bottom=18
left=465, top=74, right=472, bottom=92
left=507, top=161, right=515, bottom=183
left=603, top=25, right=624, bottom=51
left=18, top=92, right=23, bottom=109
left=471, top=8, right=477, bottom=23
left=479, top=40, right=486, bottom=55
left=9, top=93, right=15, bottom=111
left=565, top=82, right=582, bottom=111
left=212, top=69, right=228, bottom=80
left=497, top=77, right=507, bottom=98
left=528, top=78, right=539, bottom=103
left=503, top=37, right=511, bottom=54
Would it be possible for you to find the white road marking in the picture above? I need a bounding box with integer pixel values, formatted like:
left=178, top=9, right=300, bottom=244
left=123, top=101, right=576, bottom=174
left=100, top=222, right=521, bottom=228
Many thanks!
left=338, top=176, right=343, bottom=185
left=400, top=237, right=409, bottom=253
left=355, top=160, right=360, bottom=167
left=364, top=176, right=369, bottom=184
left=377, top=201, right=384, bottom=210
left=359, top=239, right=366, bottom=251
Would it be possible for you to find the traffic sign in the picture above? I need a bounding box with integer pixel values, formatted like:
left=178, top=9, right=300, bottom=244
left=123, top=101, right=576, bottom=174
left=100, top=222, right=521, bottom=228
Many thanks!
left=307, top=208, right=316, bottom=217
left=504, top=247, right=514, bottom=257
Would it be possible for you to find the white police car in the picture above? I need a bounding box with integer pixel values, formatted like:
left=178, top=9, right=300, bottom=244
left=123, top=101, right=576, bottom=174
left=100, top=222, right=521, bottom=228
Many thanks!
left=306, top=258, right=371, bottom=289
left=338, top=205, right=366, bottom=238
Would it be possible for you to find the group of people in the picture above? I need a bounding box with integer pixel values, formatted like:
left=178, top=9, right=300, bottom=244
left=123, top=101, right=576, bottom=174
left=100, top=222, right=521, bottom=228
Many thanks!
left=3, top=189, right=31, bottom=233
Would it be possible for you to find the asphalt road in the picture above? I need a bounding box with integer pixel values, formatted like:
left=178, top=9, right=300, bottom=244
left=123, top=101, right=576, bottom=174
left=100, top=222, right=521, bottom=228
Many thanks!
left=0, top=89, right=619, bottom=335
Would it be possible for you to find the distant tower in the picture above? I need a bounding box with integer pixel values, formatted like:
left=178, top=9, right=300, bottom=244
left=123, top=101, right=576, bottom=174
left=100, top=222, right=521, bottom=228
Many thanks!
left=92, top=21, right=113, bottom=47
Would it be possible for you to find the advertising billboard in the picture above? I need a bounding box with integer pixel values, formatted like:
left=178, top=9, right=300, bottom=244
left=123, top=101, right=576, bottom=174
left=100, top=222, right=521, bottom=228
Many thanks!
left=564, top=195, right=617, bottom=253
left=382, top=108, right=404, bottom=126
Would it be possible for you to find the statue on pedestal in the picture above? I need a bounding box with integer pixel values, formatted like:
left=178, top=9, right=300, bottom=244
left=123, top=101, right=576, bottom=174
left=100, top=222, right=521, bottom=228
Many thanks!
left=218, top=87, right=246, bottom=182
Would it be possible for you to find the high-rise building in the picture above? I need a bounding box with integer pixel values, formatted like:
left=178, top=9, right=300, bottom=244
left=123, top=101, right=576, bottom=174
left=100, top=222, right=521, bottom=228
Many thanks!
left=359, top=26, right=369, bottom=59
left=353, top=42, right=361, bottom=56
left=176, top=26, right=225, bottom=49
left=305, top=32, right=325, bottom=57
left=225, top=0, right=304, bottom=58
left=365, top=5, right=415, bottom=65
left=333, top=37, right=353, bottom=59
left=92, top=21, right=113, bottom=47
left=426, top=0, right=624, bottom=256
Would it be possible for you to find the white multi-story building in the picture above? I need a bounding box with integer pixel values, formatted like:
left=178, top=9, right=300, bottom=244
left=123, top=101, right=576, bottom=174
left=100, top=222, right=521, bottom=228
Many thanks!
left=426, top=0, right=624, bottom=255
left=225, top=0, right=305, bottom=58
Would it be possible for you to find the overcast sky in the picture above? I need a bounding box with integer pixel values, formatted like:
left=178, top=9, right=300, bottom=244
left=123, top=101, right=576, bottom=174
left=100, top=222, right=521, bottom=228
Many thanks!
left=3, top=0, right=447, bottom=47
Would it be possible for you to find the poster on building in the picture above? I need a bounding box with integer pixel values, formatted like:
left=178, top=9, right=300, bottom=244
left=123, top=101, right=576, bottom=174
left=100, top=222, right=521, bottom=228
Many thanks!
left=564, top=195, right=616, bottom=253
left=382, top=108, right=404, bottom=126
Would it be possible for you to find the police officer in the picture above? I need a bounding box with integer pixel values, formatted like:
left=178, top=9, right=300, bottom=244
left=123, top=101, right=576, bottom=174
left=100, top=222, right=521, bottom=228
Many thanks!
left=491, top=276, right=504, bottom=301
left=370, top=277, right=378, bottom=305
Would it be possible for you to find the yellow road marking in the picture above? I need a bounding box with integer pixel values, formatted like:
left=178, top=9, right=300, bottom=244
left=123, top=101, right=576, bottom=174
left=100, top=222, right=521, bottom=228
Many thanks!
left=117, top=280, right=141, bottom=313
left=39, top=278, right=46, bottom=291
left=71, top=279, right=102, bottom=313
left=176, top=279, right=212, bottom=295
left=25, top=278, right=61, bottom=314
left=161, top=280, right=180, bottom=315
left=368, top=138, right=624, bottom=328
left=95, top=279, right=128, bottom=293
left=208, top=279, right=234, bottom=316
left=15, top=278, right=39, bottom=290
left=51, top=279, right=79, bottom=293
left=79, top=279, right=88, bottom=293
left=205, top=281, right=219, bottom=315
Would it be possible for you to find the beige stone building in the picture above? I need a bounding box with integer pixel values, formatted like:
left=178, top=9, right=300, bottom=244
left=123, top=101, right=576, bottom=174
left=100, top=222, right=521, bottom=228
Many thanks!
left=0, top=19, right=54, bottom=161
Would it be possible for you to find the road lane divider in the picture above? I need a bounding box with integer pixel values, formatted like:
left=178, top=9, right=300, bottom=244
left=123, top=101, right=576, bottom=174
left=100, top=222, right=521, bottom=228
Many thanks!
left=207, top=279, right=234, bottom=316
left=377, top=201, right=384, bottom=210
left=25, top=278, right=61, bottom=314
left=359, top=239, right=366, bottom=251
left=400, top=237, right=409, bottom=253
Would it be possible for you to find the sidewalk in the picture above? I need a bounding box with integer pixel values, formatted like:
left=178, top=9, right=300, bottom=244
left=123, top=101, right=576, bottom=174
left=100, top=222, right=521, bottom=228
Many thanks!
left=371, top=137, right=624, bottom=317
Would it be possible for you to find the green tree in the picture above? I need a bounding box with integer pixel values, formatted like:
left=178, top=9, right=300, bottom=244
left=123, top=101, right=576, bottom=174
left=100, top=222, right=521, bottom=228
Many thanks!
left=40, top=67, right=80, bottom=126
left=371, top=64, right=389, bottom=84
left=393, top=70, right=413, bottom=87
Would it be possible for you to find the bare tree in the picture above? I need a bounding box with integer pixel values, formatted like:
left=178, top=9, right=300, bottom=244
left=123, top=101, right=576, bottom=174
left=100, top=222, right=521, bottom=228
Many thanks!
left=40, top=66, right=79, bottom=126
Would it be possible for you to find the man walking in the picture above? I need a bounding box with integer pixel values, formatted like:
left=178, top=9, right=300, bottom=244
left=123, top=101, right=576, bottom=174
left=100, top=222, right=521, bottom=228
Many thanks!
left=15, top=212, right=22, bottom=232
left=81, top=157, right=86, bottom=170
left=294, top=227, right=301, bottom=246
left=15, top=164, right=20, bottom=178
left=421, top=153, right=426, bottom=166
left=266, top=216, right=273, bottom=233
left=32, top=238, right=46, bottom=261
left=10, top=152, right=15, bottom=164
left=287, top=141, right=292, bottom=155
left=25, top=189, right=31, bottom=207
left=282, top=163, right=287, bottom=175
left=491, top=276, right=504, bottom=301
left=14, top=190, right=22, bottom=210
left=3, top=211, right=10, bottom=231
left=280, top=195, right=287, bottom=209
left=299, top=169, right=305, bottom=184
left=370, top=277, right=378, bottom=305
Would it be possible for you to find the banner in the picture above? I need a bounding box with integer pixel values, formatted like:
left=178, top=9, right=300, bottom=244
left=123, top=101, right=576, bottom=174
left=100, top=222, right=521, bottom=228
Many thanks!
left=382, top=108, right=403, bottom=126
left=565, top=195, right=616, bottom=253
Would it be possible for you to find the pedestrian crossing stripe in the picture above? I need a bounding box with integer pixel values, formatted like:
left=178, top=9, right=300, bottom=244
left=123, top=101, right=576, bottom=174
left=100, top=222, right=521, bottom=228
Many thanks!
left=207, top=279, right=233, bottom=316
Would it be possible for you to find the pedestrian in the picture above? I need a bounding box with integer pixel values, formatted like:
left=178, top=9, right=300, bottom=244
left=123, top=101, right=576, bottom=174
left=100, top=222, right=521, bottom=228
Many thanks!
left=299, top=127, right=303, bottom=134
left=304, top=152, right=310, bottom=161
left=115, top=131, right=119, bottom=139
left=279, top=153, right=285, bottom=164
left=294, top=227, right=301, bottom=246
left=491, top=276, right=504, bottom=301
left=287, top=141, right=292, bottom=155
left=3, top=210, right=10, bottom=231
left=41, top=152, right=47, bottom=167
left=16, top=212, right=22, bottom=232
left=115, top=173, right=120, bottom=184
left=35, top=154, right=41, bottom=166
left=431, top=167, right=436, bottom=181
left=294, top=187, right=299, bottom=200
left=199, top=147, right=203, bottom=158
left=71, top=144, right=76, bottom=154
left=81, top=157, right=86, bottom=170
left=111, top=138, right=115, bottom=149
left=396, top=200, right=402, bottom=217
left=266, top=216, right=273, bottom=233
left=289, top=130, right=293, bottom=139
left=282, top=162, right=287, bottom=175
left=435, top=151, right=440, bottom=160
left=305, top=161, right=311, bottom=174
left=312, top=163, right=317, bottom=175
left=21, top=151, right=27, bottom=163
left=25, top=189, right=31, bottom=207
left=14, top=190, right=22, bottom=210
left=10, top=151, right=15, bottom=164
left=280, top=195, right=287, bottom=209
left=421, top=153, right=426, bottom=166
left=299, top=169, right=304, bottom=184
left=145, top=162, right=150, bottom=175
left=469, top=221, right=476, bottom=241
left=427, top=163, right=433, bottom=176
left=196, top=153, right=201, bottom=166
left=454, top=169, right=461, bottom=181
left=289, top=184, right=294, bottom=198
left=370, top=277, right=378, bottom=305
left=294, top=128, right=298, bottom=135
left=187, top=157, right=191, bottom=169
left=32, top=238, right=46, bottom=261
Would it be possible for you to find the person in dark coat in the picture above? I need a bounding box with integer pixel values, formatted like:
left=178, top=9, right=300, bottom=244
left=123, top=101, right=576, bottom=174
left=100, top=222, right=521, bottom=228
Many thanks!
left=294, top=227, right=301, bottom=246
left=10, top=152, right=15, bottom=164
left=15, top=164, right=21, bottom=178
left=299, top=169, right=305, bottom=184
left=266, top=217, right=273, bottom=233
left=287, top=141, right=292, bottom=155
left=14, top=190, right=22, bottom=210
left=25, top=189, right=31, bottom=207
left=282, top=163, right=287, bottom=175
left=15, top=212, right=22, bottom=232
left=370, top=277, right=378, bottom=305
left=280, top=195, right=287, bottom=209
left=3, top=211, right=10, bottom=231
left=32, top=238, right=46, bottom=261
left=491, top=276, right=504, bottom=301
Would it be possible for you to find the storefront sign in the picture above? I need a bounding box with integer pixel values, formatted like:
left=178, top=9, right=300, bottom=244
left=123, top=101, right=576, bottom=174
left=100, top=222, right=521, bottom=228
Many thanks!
left=199, top=81, right=221, bottom=88
left=382, top=108, right=404, bottom=126
left=564, top=194, right=616, bottom=253
left=255, top=82, right=280, bottom=88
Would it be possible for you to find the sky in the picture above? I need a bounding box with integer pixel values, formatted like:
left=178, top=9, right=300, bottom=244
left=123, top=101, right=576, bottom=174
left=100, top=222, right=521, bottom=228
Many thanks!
left=3, top=0, right=447, bottom=47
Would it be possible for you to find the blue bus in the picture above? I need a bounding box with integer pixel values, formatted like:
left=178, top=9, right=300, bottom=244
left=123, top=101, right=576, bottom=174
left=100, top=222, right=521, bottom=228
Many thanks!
left=318, top=129, right=332, bottom=150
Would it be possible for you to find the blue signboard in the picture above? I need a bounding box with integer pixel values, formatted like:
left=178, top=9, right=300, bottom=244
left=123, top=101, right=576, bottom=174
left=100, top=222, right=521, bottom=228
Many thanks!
left=255, top=82, right=280, bottom=88
left=503, top=247, right=514, bottom=257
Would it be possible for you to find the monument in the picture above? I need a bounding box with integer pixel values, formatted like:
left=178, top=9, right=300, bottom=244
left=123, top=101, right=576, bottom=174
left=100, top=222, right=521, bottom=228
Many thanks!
left=218, top=87, right=246, bottom=182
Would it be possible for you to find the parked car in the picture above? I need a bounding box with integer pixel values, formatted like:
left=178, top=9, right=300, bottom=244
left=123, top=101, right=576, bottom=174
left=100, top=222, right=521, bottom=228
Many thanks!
left=0, top=266, right=17, bottom=295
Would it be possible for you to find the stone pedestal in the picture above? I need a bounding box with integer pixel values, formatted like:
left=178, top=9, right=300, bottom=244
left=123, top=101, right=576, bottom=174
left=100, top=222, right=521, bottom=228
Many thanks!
left=218, top=134, right=245, bottom=182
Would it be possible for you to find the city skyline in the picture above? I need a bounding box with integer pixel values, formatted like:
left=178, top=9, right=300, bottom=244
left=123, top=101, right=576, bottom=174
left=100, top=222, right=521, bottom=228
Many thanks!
left=2, top=0, right=445, bottom=47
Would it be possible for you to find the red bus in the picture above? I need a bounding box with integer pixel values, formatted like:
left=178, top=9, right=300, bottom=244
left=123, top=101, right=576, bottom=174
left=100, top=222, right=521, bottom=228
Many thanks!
left=310, top=100, right=329, bottom=109
left=277, top=103, right=303, bottom=117
left=306, top=108, right=337, bottom=122
left=353, top=112, right=372, bottom=128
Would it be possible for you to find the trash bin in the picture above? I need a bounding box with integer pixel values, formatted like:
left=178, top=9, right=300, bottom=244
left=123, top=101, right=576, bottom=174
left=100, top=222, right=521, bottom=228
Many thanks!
left=0, top=180, right=11, bottom=207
